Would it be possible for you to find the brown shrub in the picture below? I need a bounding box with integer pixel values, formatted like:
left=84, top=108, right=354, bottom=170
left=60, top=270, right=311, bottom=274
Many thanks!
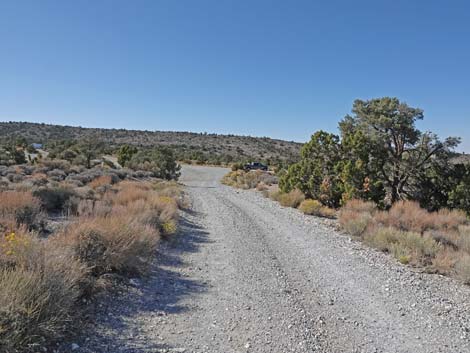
left=373, top=202, right=467, bottom=234
left=339, top=209, right=373, bottom=236
left=433, top=209, right=468, bottom=231
left=0, top=232, right=86, bottom=351
left=382, top=201, right=433, bottom=233
left=56, top=215, right=159, bottom=277
left=432, top=248, right=458, bottom=275
left=0, top=191, right=42, bottom=230
left=278, top=189, right=305, bottom=208
left=110, top=182, right=150, bottom=206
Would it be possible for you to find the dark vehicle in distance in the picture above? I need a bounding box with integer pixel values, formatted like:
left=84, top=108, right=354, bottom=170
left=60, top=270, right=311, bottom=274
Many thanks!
left=243, top=162, right=268, bottom=171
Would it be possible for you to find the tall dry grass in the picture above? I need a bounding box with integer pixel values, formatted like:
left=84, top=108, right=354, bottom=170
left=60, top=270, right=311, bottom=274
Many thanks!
left=339, top=199, right=469, bottom=280
left=0, top=191, right=43, bottom=230
left=0, top=178, right=182, bottom=351
left=278, top=189, right=305, bottom=208
left=0, top=229, right=87, bottom=351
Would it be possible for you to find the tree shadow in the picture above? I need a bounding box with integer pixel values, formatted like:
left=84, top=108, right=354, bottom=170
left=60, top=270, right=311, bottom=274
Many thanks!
left=68, top=210, right=210, bottom=353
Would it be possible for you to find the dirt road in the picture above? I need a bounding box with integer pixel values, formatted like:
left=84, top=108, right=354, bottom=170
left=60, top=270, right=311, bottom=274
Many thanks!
left=75, top=165, right=470, bottom=353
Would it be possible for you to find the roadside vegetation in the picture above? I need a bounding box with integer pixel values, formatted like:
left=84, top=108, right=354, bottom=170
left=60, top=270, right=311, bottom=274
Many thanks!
left=0, top=154, right=184, bottom=352
left=223, top=97, right=470, bottom=283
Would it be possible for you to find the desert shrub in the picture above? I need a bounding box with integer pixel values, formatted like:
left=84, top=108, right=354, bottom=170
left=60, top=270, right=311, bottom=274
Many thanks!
left=364, top=227, right=402, bottom=252
left=458, top=226, right=470, bottom=254
left=88, top=175, right=113, bottom=189
left=384, top=201, right=433, bottom=233
left=268, top=189, right=282, bottom=201
left=299, top=199, right=322, bottom=215
left=365, top=228, right=439, bottom=265
left=33, top=187, right=78, bottom=212
left=456, top=253, right=470, bottom=284
left=278, top=189, right=305, bottom=208
left=122, top=194, right=179, bottom=236
left=0, top=231, right=86, bottom=351
left=0, top=191, right=43, bottom=230
left=373, top=201, right=467, bottom=234
left=299, top=199, right=336, bottom=218
left=339, top=210, right=372, bottom=236
left=58, top=215, right=159, bottom=277
left=432, top=249, right=458, bottom=275
left=47, top=168, right=66, bottom=181
left=433, top=209, right=468, bottom=231
left=231, top=162, right=244, bottom=171
left=39, top=159, right=71, bottom=172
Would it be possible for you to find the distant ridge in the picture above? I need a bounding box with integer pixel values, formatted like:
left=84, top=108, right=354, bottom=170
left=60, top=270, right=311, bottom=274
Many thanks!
left=0, top=121, right=302, bottom=163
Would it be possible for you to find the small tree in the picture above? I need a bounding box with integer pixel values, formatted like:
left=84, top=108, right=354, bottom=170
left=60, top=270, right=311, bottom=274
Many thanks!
left=117, top=145, right=138, bottom=167
left=76, top=139, right=103, bottom=168
left=128, top=147, right=181, bottom=180
left=341, top=97, right=459, bottom=205
left=280, top=131, right=343, bottom=207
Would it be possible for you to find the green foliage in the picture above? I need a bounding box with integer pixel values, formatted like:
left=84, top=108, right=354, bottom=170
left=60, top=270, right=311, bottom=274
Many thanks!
left=127, top=147, right=181, bottom=180
left=279, top=131, right=343, bottom=207
left=448, top=164, right=470, bottom=214
left=281, top=97, right=465, bottom=212
left=117, top=144, right=138, bottom=167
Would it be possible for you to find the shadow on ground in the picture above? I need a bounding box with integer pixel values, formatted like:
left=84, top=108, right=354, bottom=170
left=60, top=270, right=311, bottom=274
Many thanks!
left=67, top=210, right=210, bottom=353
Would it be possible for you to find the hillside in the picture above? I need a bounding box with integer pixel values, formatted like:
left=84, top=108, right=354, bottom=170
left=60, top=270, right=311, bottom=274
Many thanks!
left=0, top=121, right=302, bottom=164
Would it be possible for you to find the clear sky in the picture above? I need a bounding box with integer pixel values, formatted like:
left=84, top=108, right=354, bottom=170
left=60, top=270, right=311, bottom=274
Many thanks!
left=0, top=0, right=469, bottom=151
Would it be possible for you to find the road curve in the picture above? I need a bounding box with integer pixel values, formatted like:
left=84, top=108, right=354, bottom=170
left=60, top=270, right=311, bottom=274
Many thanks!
left=75, top=165, right=470, bottom=353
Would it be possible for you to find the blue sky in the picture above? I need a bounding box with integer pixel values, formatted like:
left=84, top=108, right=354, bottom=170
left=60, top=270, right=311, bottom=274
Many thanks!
left=0, top=0, right=469, bottom=151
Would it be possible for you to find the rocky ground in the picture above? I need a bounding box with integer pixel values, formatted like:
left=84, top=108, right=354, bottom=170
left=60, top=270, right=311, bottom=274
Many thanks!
left=69, top=165, right=470, bottom=353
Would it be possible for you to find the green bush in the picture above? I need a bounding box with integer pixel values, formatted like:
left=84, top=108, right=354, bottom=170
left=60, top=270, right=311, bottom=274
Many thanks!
left=127, top=147, right=181, bottom=180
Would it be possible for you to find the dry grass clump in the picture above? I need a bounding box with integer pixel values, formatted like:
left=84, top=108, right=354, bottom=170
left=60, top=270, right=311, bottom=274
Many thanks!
left=109, top=181, right=151, bottom=206
left=339, top=210, right=372, bottom=236
left=339, top=199, right=376, bottom=237
left=0, top=191, right=43, bottom=230
left=364, top=228, right=440, bottom=265
left=278, top=189, right=305, bottom=208
left=268, top=189, right=282, bottom=201
left=432, top=248, right=458, bottom=275
left=0, top=229, right=86, bottom=351
left=122, top=195, right=179, bottom=236
left=299, top=199, right=336, bottom=218
left=55, top=215, right=159, bottom=278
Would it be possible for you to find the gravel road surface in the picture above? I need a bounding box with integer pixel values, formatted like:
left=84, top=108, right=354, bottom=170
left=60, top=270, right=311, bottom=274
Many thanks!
left=73, top=165, right=470, bottom=353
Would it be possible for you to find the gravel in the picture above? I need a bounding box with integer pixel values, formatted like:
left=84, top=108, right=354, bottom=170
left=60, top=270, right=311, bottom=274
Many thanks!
left=70, top=165, right=470, bottom=353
